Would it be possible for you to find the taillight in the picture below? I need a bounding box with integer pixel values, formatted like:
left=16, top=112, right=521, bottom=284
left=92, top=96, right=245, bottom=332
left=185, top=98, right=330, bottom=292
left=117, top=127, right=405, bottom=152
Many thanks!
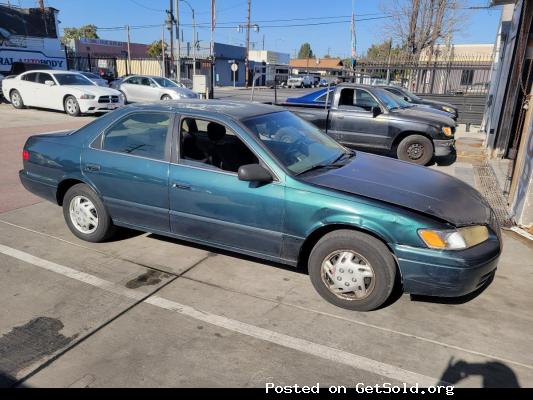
left=22, top=150, right=29, bottom=161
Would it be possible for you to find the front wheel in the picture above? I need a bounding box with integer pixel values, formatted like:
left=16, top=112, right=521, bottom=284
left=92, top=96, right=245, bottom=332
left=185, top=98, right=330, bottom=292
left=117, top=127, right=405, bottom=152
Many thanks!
left=64, top=95, right=81, bottom=117
left=161, top=94, right=172, bottom=101
left=63, top=184, right=116, bottom=243
left=396, top=135, right=434, bottom=165
left=10, top=90, right=25, bottom=109
left=308, top=230, right=397, bottom=311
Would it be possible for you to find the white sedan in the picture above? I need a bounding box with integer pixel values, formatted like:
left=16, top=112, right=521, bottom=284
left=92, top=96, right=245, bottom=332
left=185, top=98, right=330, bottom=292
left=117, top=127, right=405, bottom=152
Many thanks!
left=2, top=70, right=124, bottom=116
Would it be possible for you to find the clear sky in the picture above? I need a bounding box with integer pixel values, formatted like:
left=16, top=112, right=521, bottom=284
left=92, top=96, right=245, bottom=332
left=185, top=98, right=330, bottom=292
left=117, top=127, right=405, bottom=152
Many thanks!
left=14, top=0, right=503, bottom=58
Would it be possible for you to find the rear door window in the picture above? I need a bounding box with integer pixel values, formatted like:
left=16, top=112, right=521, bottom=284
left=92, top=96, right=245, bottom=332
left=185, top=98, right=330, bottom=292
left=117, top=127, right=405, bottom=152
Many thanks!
left=102, top=112, right=171, bottom=161
left=22, top=72, right=38, bottom=82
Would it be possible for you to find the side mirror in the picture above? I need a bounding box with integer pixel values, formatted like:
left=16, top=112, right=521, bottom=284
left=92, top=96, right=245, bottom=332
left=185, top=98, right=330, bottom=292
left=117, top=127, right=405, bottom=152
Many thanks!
left=238, top=164, right=273, bottom=183
left=372, top=106, right=382, bottom=118
left=45, top=80, right=55, bottom=86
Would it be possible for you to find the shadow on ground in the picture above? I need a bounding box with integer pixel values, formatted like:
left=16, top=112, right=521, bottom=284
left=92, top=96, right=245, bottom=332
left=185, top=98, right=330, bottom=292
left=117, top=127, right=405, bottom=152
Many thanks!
left=439, top=358, right=521, bottom=388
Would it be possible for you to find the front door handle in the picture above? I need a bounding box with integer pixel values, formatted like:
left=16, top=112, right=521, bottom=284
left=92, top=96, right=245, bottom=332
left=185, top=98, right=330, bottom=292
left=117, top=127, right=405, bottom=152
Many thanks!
left=172, top=183, right=191, bottom=191
left=85, top=164, right=101, bottom=172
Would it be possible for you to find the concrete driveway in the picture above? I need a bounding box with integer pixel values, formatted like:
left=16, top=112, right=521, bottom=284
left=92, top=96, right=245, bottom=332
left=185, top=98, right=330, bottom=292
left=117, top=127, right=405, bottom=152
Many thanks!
left=0, top=103, right=532, bottom=389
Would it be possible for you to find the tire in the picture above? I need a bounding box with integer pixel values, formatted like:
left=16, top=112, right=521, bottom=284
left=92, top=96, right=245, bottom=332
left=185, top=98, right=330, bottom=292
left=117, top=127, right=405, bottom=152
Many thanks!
left=396, top=134, right=434, bottom=165
left=308, top=230, right=397, bottom=311
left=62, top=184, right=116, bottom=243
left=161, top=94, right=172, bottom=101
left=10, top=90, right=25, bottom=109
left=119, top=90, right=128, bottom=104
left=64, top=95, right=81, bottom=117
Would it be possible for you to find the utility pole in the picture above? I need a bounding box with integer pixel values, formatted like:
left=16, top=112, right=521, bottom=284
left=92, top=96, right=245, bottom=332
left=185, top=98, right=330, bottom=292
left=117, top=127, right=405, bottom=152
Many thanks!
left=175, top=0, right=181, bottom=82
left=162, top=25, right=166, bottom=78
left=168, top=0, right=174, bottom=76
left=245, top=0, right=251, bottom=88
left=192, top=6, right=196, bottom=78
left=386, top=38, right=393, bottom=84
left=126, top=25, right=132, bottom=75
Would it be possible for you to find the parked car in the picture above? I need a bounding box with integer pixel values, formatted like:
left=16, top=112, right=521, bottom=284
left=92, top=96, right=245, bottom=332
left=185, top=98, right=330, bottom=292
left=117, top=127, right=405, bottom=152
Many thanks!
left=287, top=88, right=454, bottom=121
left=377, top=85, right=459, bottom=120
left=2, top=70, right=124, bottom=116
left=0, top=74, right=4, bottom=100
left=19, top=101, right=501, bottom=311
left=287, top=76, right=313, bottom=89
left=112, top=75, right=199, bottom=103
left=73, top=71, right=109, bottom=87
left=283, top=84, right=457, bottom=165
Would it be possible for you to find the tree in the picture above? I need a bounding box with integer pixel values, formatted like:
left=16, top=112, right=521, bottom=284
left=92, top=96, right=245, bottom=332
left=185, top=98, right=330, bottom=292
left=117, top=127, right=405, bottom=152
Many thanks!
left=364, top=40, right=403, bottom=61
left=298, top=43, right=314, bottom=59
left=147, top=40, right=168, bottom=59
left=61, top=24, right=99, bottom=44
left=381, top=0, right=467, bottom=60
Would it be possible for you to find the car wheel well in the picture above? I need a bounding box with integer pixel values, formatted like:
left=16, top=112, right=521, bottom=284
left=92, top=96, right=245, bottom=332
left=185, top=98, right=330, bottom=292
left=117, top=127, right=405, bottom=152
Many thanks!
left=392, top=131, right=433, bottom=150
left=63, top=94, right=75, bottom=104
left=56, top=179, right=85, bottom=206
left=297, top=224, right=395, bottom=272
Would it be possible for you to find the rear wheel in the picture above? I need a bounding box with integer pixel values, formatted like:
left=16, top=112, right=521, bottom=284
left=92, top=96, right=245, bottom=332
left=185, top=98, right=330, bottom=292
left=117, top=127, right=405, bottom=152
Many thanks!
left=308, top=230, right=397, bottom=311
left=396, top=134, right=434, bottom=165
left=63, top=184, right=116, bottom=243
left=64, top=95, right=81, bottom=117
left=10, top=90, right=25, bottom=109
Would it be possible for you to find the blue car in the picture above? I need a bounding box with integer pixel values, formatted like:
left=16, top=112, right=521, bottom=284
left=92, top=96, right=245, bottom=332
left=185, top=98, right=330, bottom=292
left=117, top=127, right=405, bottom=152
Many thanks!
left=286, top=88, right=333, bottom=107
left=19, top=101, right=501, bottom=311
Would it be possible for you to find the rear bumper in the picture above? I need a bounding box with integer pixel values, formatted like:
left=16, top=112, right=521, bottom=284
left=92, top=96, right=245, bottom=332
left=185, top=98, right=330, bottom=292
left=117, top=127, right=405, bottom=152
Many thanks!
left=434, top=139, right=456, bottom=157
left=19, top=170, right=57, bottom=204
left=393, top=238, right=501, bottom=297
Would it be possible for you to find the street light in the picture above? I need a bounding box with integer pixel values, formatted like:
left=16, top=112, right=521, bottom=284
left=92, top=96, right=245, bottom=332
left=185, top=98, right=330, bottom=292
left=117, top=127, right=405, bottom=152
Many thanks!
left=180, top=0, right=196, bottom=78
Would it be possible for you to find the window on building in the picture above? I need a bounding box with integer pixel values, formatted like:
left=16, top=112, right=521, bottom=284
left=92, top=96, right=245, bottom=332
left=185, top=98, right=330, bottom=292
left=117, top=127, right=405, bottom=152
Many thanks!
left=461, top=70, right=475, bottom=86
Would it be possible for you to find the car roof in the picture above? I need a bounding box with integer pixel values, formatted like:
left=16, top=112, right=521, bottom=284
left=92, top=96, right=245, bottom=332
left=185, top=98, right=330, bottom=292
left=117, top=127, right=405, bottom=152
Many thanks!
left=129, top=99, right=284, bottom=120
left=21, top=70, right=80, bottom=75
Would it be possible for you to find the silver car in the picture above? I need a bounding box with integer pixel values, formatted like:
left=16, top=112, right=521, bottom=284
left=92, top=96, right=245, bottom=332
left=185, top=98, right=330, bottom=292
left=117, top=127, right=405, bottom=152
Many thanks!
left=113, top=75, right=199, bottom=103
left=75, top=71, right=109, bottom=87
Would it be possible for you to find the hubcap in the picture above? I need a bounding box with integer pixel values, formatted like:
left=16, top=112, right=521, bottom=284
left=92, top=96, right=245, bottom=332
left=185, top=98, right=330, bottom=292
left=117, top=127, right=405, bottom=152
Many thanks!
left=66, top=99, right=77, bottom=114
left=321, top=250, right=376, bottom=301
left=69, top=196, right=98, bottom=234
left=12, top=93, right=20, bottom=106
left=407, top=143, right=424, bottom=160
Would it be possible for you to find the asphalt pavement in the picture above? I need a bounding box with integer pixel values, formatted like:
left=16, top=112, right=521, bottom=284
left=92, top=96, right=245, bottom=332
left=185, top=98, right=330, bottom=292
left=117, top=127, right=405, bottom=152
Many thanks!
left=0, top=100, right=532, bottom=389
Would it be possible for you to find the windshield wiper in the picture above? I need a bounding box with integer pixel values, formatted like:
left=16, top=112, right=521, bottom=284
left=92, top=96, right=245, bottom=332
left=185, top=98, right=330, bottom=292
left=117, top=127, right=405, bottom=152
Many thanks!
left=297, top=152, right=355, bottom=176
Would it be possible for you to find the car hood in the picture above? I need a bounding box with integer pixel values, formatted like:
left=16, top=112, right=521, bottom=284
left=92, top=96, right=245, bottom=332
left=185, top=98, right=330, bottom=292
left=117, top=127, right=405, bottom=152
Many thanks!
left=411, top=105, right=455, bottom=121
left=301, top=152, right=491, bottom=226
left=390, top=107, right=456, bottom=127
left=66, top=85, right=120, bottom=96
left=418, top=98, right=457, bottom=111
left=166, top=87, right=198, bottom=98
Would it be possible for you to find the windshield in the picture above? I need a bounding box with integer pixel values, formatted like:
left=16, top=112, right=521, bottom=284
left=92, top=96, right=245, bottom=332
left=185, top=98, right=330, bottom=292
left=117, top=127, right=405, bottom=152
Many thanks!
left=152, top=77, right=179, bottom=88
left=372, top=89, right=406, bottom=111
left=401, top=88, right=420, bottom=101
left=243, top=111, right=349, bottom=175
left=55, top=74, right=94, bottom=86
left=82, top=72, right=100, bottom=80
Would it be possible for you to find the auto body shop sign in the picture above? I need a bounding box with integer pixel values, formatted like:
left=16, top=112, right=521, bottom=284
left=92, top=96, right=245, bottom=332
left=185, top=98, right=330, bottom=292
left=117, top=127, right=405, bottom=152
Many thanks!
left=0, top=50, right=66, bottom=72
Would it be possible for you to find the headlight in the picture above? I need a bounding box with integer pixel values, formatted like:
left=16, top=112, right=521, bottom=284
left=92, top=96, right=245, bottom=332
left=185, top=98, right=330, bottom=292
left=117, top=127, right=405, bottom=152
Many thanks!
left=442, top=106, right=455, bottom=114
left=79, top=94, right=96, bottom=100
left=442, top=126, right=454, bottom=137
left=419, top=226, right=489, bottom=250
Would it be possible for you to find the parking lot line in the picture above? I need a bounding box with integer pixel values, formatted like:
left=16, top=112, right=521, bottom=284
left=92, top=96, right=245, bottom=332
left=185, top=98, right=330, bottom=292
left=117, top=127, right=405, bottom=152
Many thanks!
left=2, top=217, right=533, bottom=374
left=0, top=243, right=439, bottom=387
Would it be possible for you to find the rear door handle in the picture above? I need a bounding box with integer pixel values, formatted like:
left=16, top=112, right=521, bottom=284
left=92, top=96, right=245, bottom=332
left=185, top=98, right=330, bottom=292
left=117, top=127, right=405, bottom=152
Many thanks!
left=172, top=183, right=191, bottom=191
left=85, top=164, right=101, bottom=172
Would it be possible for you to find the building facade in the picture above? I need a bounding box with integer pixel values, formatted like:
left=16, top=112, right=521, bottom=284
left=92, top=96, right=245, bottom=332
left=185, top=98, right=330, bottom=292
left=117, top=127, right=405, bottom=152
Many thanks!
left=0, top=4, right=67, bottom=75
left=213, top=42, right=246, bottom=87
left=249, top=50, right=290, bottom=86
left=483, top=0, right=533, bottom=227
